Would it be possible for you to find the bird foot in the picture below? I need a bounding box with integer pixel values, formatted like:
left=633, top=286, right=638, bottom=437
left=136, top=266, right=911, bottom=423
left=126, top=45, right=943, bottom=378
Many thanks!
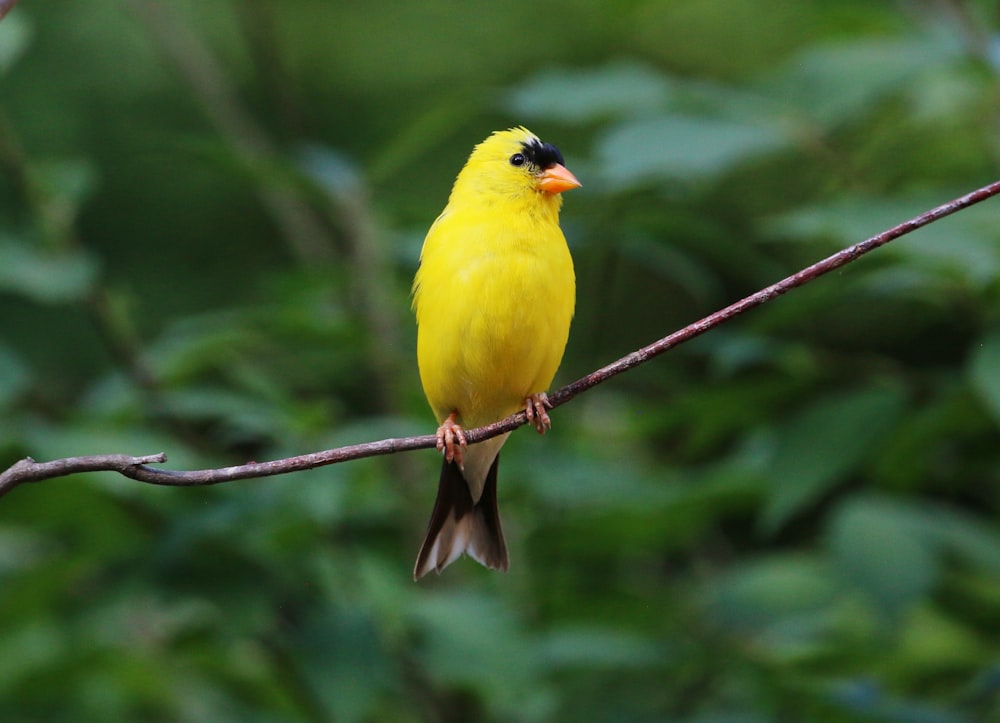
left=525, top=392, right=552, bottom=434
left=436, top=412, right=467, bottom=466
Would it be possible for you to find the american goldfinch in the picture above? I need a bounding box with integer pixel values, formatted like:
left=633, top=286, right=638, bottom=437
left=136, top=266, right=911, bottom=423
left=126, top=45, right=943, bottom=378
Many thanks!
left=412, top=127, right=579, bottom=579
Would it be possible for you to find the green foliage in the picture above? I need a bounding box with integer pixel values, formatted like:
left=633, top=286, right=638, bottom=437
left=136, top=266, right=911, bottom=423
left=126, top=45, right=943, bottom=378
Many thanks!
left=2, top=0, right=1000, bottom=721
left=0, top=241, right=99, bottom=303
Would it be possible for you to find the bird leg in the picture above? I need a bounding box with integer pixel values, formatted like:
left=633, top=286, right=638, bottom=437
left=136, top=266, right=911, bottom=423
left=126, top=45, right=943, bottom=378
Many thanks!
left=436, top=411, right=467, bottom=466
left=524, top=392, right=552, bottom=434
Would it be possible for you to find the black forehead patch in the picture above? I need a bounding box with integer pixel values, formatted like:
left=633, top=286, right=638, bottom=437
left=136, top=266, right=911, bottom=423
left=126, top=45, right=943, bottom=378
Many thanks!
left=520, top=137, right=565, bottom=169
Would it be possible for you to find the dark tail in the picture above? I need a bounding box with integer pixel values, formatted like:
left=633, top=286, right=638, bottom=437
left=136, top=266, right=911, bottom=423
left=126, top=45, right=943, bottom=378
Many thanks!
left=413, top=455, right=508, bottom=580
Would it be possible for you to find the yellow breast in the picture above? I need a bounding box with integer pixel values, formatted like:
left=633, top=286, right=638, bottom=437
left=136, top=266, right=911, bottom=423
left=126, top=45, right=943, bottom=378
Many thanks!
left=414, top=202, right=575, bottom=428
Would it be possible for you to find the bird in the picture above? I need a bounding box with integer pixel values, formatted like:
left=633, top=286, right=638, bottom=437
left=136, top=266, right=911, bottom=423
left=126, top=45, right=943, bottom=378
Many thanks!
left=411, top=127, right=580, bottom=579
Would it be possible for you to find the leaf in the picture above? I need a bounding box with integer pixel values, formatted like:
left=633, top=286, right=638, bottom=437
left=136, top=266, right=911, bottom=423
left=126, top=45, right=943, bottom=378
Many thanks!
left=409, top=591, right=534, bottom=688
left=827, top=495, right=939, bottom=620
left=915, top=505, right=1000, bottom=576
left=702, top=553, right=842, bottom=659
left=0, top=343, right=30, bottom=408
left=596, top=114, right=787, bottom=188
left=899, top=204, right=1000, bottom=289
left=681, top=716, right=772, bottom=723
left=0, top=621, right=65, bottom=695
left=695, top=330, right=816, bottom=377
left=619, top=233, right=724, bottom=307
left=0, top=526, right=51, bottom=576
left=990, top=34, right=1000, bottom=73
left=511, top=445, right=673, bottom=514
left=294, top=607, right=393, bottom=723
left=0, top=240, right=99, bottom=303
left=765, top=197, right=1000, bottom=289
left=761, top=383, right=908, bottom=533
left=706, top=555, right=839, bottom=622
left=0, top=11, right=32, bottom=74
left=763, top=197, right=929, bottom=247
left=968, top=329, right=1000, bottom=428
left=894, top=605, right=989, bottom=673
left=829, top=677, right=974, bottom=723
left=508, top=62, right=673, bottom=122
left=296, top=143, right=364, bottom=198
left=33, top=159, right=98, bottom=211
left=763, top=37, right=958, bottom=126
left=536, top=627, right=663, bottom=671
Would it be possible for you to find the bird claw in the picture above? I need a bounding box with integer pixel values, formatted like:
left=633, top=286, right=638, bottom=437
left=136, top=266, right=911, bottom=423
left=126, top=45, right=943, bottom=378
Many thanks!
left=436, top=412, right=467, bottom=466
left=525, top=392, right=552, bottom=434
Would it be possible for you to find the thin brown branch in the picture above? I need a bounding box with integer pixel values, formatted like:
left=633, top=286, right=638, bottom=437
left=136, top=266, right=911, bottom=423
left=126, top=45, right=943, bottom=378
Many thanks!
left=2, top=178, right=999, bottom=499
left=1, top=454, right=169, bottom=496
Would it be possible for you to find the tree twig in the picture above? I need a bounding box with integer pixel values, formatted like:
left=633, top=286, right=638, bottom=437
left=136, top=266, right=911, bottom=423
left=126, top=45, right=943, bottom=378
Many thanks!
left=2, top=178, right=999, bottom=499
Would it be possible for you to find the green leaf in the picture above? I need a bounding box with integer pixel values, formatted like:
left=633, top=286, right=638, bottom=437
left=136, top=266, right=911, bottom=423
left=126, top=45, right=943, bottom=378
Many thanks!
left=763, top=197, right=929, bottom=247
left=405, top=590, right=559, bottom=721
left=915, top=505, right=1000, bottom=576
left=296, top=144, right=364, bottom=198
left=761, top=383, right=908, bottom=533
left=827, top=495, right=939, bottom=620
left=681, top=716, right=772, bottom=723
left=511, top=445, right=673, bottom=514
left=33, top=159, right=98, bottom=210
left=829, top=677, right=974, bottom=723
left=766, top=198, right=1000, bottom=289
left=508, top=62, right=673, bottom=122
left=706, top=555, right=839, bottom=624
left=0, top=11, right=32, bottom=74
left=764, top=37, right=958, bottom=126
left=894, top=605, right=990, bottom=673
left=0, top=343, right=30, bottom=408
left=0, top=526, right=51, bottom=576
left=968, top=329, right=1000, bottom=427
left=536, top=627, right=663, bottom=671
left=619, top=233, right=724, bottom=307
left=0, top=621, right=65, bottom=695
left=596, top=114, right=787, bottom=188
left=0, top=240, right=99, bottom=303
left=409, top=591, right=531, bottom=686
left=702, top=553, right=842, bottom=658
left=294, top=608, right=393, bottom=723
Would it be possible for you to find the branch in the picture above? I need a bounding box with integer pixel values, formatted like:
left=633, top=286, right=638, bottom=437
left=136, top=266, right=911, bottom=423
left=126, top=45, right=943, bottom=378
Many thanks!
left=3, top=178, right=1000, bottom=499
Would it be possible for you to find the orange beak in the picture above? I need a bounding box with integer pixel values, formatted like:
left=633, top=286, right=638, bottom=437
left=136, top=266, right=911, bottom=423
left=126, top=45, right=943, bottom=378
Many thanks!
left=538, top=164, right=582, bottom=194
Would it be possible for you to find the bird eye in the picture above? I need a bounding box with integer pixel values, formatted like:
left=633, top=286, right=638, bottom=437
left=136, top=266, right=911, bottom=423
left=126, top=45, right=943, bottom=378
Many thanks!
left=509, top=153, right=526, bottom=167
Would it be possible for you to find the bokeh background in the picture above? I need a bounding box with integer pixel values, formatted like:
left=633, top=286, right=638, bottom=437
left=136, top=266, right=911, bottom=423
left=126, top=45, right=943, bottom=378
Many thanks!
left=2, top=1, right=1000, bottom=721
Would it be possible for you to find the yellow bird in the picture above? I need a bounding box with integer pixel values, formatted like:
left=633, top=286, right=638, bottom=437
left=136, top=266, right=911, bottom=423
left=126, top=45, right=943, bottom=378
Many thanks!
left=412, top=127, right=580, bottom=579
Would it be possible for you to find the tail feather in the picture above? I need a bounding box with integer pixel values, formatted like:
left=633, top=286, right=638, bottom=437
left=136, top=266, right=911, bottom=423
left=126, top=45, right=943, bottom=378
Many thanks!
left=413, top=455, right=508, bottom=580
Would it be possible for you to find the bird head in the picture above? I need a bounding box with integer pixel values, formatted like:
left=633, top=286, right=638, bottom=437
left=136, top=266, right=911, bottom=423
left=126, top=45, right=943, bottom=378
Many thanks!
left=451, top=127, right=581, bottom=203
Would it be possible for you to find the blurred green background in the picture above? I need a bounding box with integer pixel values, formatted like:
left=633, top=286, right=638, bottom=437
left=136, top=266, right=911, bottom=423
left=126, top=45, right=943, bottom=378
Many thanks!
left=2, top=1, right=1000, bottom=721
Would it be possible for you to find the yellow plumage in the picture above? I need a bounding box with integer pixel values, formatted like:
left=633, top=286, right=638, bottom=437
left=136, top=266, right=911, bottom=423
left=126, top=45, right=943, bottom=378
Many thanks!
left=412, top=127, right=579, bottom=579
